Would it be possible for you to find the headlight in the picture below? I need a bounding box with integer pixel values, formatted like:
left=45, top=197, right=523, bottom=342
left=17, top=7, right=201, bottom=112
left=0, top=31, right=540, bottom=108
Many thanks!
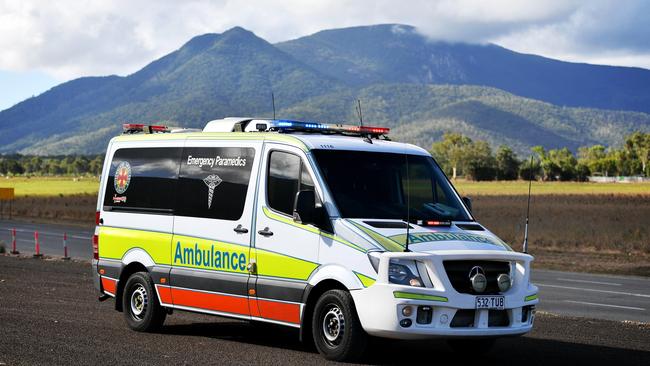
left=389, top=259, right=423, bottom=287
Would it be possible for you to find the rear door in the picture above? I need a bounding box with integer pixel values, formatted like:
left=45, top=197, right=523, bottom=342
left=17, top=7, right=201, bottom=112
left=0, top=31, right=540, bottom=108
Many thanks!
left=169, top=140, right=261, bottom=319
left=98, top=144, right=182, bottom=297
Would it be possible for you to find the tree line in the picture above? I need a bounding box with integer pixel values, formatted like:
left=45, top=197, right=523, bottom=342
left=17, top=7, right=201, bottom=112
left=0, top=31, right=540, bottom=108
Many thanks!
left=1, top=131, right=648, bottom=181
left=0, top=155, right=104, bottom=176
left=431, top=131, right=650, bottom=181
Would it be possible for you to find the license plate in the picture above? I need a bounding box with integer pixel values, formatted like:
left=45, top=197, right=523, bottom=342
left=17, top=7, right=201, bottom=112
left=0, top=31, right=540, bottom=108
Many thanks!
left=475, top=296, right=505, bottom=310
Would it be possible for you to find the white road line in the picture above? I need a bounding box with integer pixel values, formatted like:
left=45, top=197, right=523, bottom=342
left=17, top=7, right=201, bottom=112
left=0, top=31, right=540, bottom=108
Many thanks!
left=564, top=300, right=646, bottom=311
left=537, top=283, right=650, bottom=298
left=557, top=278, right=622, bottom=286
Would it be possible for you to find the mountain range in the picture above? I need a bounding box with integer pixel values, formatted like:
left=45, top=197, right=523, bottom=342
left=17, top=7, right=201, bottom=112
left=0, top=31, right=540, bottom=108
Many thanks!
left=0, top=24, right=649, bottom=155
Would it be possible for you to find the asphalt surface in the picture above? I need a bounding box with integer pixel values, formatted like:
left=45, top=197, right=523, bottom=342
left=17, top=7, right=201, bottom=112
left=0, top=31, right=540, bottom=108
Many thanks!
left=0, top=255, right=649, bottom=365
left=1, top=219, right=649, bottom=323
left=0, top=220, right=93, bottom=259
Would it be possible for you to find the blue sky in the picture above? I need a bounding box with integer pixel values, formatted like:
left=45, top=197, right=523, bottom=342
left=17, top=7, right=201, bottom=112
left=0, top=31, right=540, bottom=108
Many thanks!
left=1, top=0, right=649, bottom=111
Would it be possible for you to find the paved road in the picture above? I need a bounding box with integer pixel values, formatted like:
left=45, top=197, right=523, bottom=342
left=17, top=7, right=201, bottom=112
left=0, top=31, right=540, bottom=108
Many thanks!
left=1, top=256, right=649, bottom=366
left=532, top=269, right=650, bottom=323
left=1, top=220, right=648, bottom=323
left=0, top=220, right=93, bottom=259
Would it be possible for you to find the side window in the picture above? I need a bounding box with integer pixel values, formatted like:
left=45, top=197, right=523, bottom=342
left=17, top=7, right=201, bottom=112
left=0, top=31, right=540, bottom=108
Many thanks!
left=267, top=151, right=315, bottom=216
left=176, top=147, right=255, bottom=220
left=103, top=147, right=181, bottom=212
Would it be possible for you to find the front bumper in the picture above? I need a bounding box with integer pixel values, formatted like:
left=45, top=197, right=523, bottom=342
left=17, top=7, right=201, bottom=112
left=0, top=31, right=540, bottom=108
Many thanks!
left=350, top=250, right=539, bottom=339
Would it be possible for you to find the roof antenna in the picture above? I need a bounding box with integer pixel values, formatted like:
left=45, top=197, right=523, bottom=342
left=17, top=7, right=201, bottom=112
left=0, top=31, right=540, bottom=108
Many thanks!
left=404, top=152, right=411, bottom=252
left=523, top=155, right=534, bottom=254
left=357, top=99, right=373, bottom=143
left=356, top=99, right=364, bottom=126
left=271, top=92, right=276, bottom=120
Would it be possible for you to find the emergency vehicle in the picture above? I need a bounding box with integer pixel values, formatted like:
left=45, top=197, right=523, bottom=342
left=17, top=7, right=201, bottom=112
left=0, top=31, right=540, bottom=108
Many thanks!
left=93, top=118, right=539, bottom=361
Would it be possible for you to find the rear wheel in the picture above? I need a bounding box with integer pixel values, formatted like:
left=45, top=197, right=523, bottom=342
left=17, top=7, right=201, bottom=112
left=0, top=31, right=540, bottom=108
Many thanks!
left=312, top=289, right=367, bottom=361
left=447, top=338, right=496, bottom=355
left=122, top=271, right=166, bottom=332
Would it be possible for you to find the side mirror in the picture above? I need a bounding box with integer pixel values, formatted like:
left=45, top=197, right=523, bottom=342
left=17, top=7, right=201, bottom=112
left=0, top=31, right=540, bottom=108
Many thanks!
left=293, top=190, right=316, bottom=225
left=462, top=196, right=472, bottom=213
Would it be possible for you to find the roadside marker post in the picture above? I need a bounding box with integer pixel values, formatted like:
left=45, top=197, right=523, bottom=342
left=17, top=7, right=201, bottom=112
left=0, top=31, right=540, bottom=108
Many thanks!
left=10, top=228, right=19, bottom=254
left=33, top=231, right=43, bottom=258
left=63, top=232, right=70, bottom=260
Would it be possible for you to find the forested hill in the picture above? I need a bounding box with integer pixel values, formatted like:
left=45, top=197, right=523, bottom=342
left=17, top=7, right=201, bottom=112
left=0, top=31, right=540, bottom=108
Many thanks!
left=0, top=24, right=649, bottom=155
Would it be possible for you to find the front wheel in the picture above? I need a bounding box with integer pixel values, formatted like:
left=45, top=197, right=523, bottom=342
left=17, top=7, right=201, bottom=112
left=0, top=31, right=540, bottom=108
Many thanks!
left=312, top=289, right=367, bottom=361
left=122, top=271, right=166, bottom=332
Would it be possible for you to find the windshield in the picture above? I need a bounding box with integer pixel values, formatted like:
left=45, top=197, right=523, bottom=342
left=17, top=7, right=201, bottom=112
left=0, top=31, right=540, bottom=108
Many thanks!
left=312, top=150, right=471, bottom=221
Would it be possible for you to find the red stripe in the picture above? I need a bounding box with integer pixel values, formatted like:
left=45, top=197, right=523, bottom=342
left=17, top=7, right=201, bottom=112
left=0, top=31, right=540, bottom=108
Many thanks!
left=171, top=287, right=249, bottom=316
left=256, top=299, right=301, bottom=324
left=249, top=298, right=261, bottom=318
left=156, top=285, right=173, bottom=304
left=101, top=277, right=117, bottom=294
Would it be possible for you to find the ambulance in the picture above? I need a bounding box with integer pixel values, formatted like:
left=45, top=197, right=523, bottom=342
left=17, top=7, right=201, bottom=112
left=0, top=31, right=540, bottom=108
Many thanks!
left=93, top=118, right=539, bottom=361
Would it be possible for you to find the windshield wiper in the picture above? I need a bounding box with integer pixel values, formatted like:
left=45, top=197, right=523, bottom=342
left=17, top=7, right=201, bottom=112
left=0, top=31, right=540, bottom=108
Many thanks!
left=422, top=203, right=454, bottom=219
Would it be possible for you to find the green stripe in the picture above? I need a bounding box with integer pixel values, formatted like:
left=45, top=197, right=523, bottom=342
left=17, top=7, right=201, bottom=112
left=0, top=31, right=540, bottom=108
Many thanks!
left=525, top=294, right=538, bottom=302
left=262, top=207, right=367, bottom=252
left=393, top=291, right=448, bottom=302
left=347, top=220, right=404, bottom=252
left=354, top=272, right=376, bottom=288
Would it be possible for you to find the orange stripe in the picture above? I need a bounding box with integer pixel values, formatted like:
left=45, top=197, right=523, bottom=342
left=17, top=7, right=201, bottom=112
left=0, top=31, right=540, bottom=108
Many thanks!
left=249, top=298, right=261, bottom=318
left=156, top=286, right=173, bottom=304
left=101, top=277, right=117, bottom=294
left=171, top=288, right=249, bottom=316
left=257, top=299, right=301, bottom=324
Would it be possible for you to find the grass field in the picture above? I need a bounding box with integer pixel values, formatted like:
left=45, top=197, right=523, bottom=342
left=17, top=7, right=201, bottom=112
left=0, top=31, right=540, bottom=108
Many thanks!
left=1, top=177, right=649, bottom=197
left=454, top=180, right=650, bottom=196
left=0, top=177, right=99, bottom=196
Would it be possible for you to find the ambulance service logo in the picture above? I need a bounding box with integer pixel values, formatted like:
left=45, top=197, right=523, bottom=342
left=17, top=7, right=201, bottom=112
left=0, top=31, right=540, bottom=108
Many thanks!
left=114, top=161, right=132, bottom=194
left=203, top=174, right=222, bottom=209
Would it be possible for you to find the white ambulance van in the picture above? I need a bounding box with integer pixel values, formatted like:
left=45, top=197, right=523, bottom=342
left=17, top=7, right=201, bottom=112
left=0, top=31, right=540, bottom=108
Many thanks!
left=93, top=118, right=539, bottom=361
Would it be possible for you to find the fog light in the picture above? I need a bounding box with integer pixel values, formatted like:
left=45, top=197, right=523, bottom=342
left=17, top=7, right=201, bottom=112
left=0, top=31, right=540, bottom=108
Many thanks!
left=402, top=306, right=413, bottom=317
left=400, top=319, right=412, bottom=328
left=470, top=273, right=487, bottom=293
left=497, top=273, right=511, bottom=292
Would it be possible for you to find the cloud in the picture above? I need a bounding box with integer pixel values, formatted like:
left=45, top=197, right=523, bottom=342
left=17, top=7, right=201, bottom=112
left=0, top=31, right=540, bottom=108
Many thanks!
left=0, top=0, right=649, bottom=82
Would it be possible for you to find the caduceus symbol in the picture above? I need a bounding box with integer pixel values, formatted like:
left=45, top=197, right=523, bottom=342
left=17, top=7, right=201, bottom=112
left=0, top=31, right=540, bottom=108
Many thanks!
left=203, top=174, right=223, bottom=209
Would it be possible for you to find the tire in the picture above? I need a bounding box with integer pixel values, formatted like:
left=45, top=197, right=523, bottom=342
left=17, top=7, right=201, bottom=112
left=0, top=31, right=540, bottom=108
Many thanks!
left=311, top=289, right=367, bottom=361
left=447, top=338, right=496, bottom=355
left=122, top=271, right=166, bottom=332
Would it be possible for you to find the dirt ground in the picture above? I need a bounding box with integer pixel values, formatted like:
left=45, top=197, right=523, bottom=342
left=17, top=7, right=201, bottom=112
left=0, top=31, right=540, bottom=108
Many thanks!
left=0, top=255, right=649, bottom=366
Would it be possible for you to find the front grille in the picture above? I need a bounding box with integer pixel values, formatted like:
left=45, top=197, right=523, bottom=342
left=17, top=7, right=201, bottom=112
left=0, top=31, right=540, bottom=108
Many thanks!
left=443, top=260, right=511, bottom=294
left=488, top=310, right=510, bottom=327
left=450, top=309, right=475, bottom=327
left=451, top=309, right=511, bottom=328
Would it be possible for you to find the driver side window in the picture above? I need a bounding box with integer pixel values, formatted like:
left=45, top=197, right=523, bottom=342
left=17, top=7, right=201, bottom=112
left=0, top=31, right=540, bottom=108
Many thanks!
left=267, top=151, right=313, bottom=216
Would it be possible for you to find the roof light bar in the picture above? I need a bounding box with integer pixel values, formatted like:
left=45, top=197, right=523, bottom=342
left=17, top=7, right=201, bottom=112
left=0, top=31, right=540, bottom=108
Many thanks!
left=122, top=123, right=170, bottom=134
left=268, top=119, right=389, bottom=136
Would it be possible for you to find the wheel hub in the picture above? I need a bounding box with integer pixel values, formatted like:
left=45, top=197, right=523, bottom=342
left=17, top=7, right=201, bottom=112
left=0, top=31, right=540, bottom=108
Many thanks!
left=130, top=284, right=148, bottom=320
left=322, top=305, right=345, bottom=345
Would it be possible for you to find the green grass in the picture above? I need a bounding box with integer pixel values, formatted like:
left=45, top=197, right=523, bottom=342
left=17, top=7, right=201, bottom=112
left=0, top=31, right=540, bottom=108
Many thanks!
left=0, top=177, right=99, bottom=197
left=453, top=180, right=650, bottom=196
left=1, top=177, right=648, bottom=197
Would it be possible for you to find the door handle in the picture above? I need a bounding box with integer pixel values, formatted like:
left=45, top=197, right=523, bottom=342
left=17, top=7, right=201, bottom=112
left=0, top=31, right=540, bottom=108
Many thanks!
left=258, top=227, right=274, bottom=237
left=247, top=260, right=257, bottom=274
left=233, top=224, right=249, bottom=234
